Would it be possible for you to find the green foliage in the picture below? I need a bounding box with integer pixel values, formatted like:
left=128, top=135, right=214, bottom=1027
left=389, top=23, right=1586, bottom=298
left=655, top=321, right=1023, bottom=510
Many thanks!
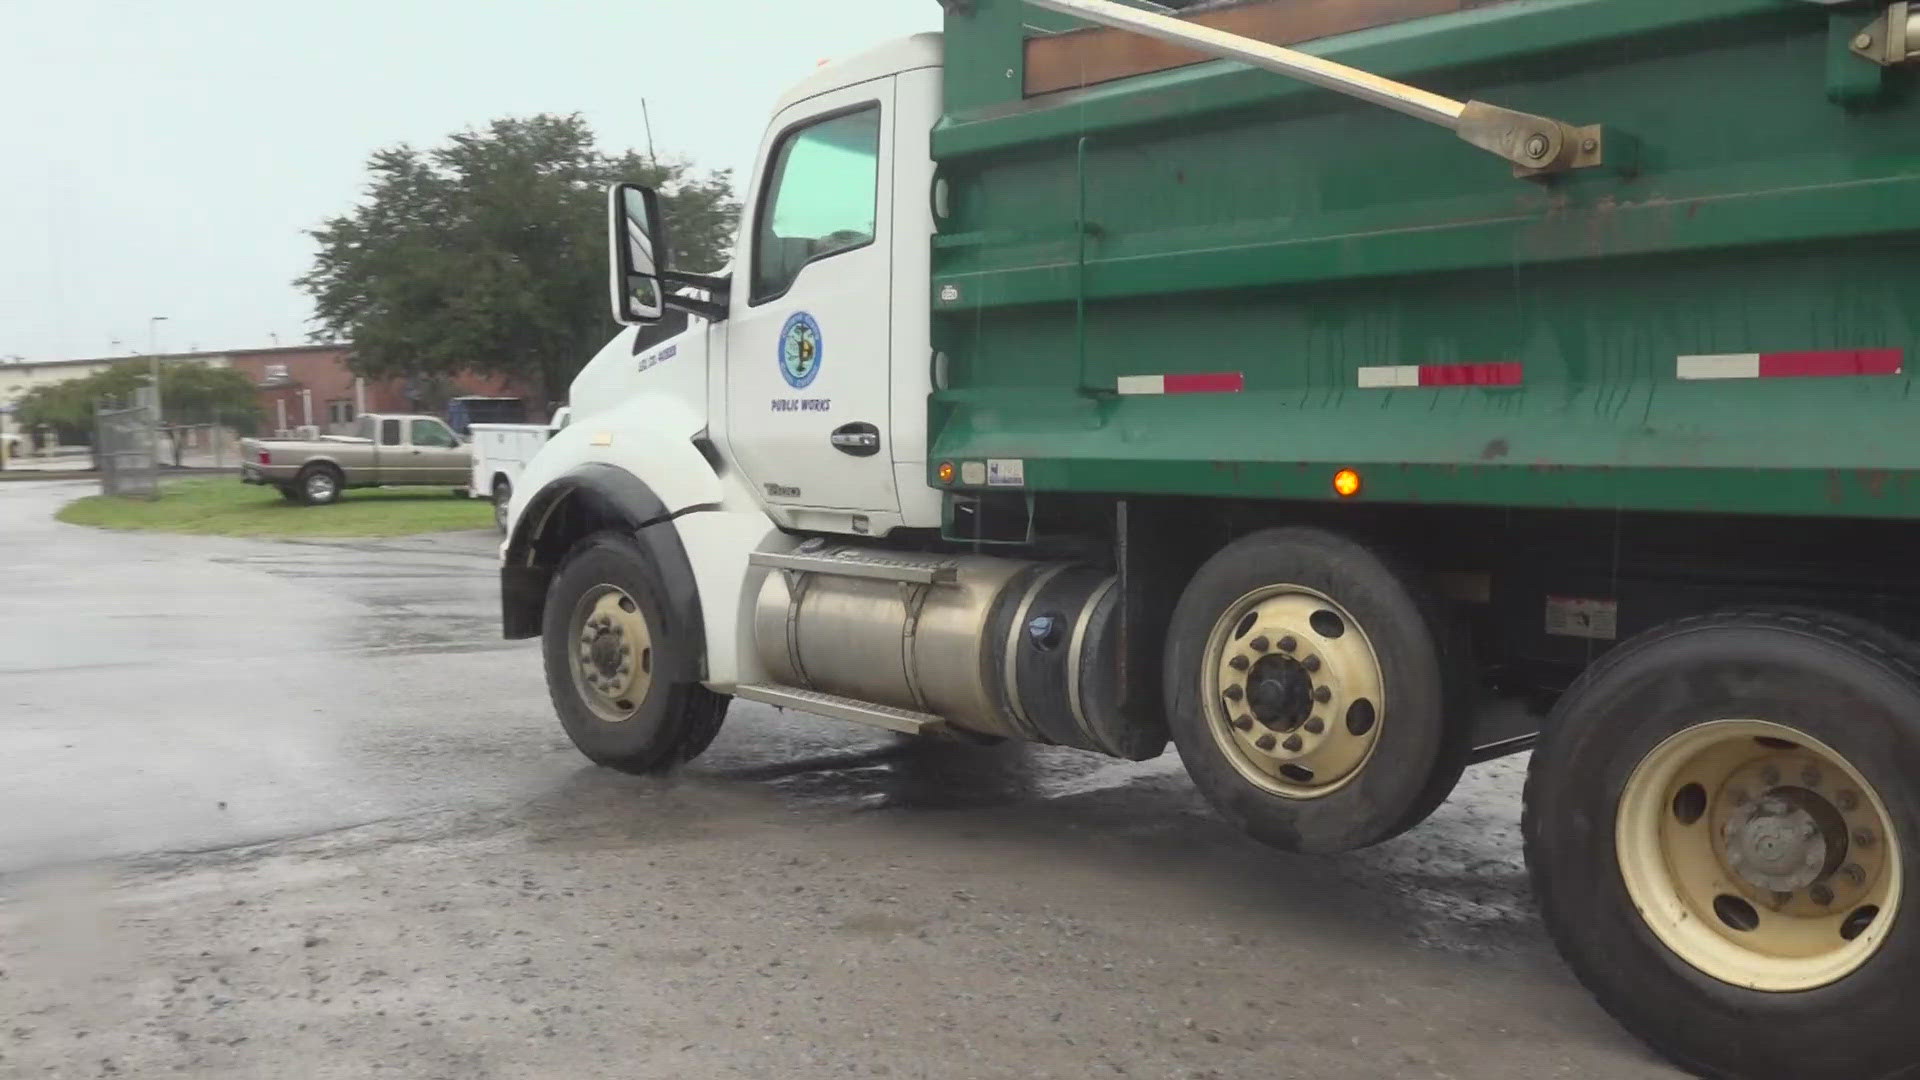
left=13, top=360, right=262, bottom=444
left=297, top=114, right=738, bottom=408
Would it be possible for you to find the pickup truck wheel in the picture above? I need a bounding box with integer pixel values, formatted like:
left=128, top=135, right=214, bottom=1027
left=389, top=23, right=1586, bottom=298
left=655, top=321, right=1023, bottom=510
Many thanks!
left=1525, top=611, right=1920, bottom=1080
left=1163, top=528, right=1472, bottom=854
left=492, top=478, right=512, bottom=534
left=277, top=485, right=301, bottom=503
left=542, top=531, right=728, bottom=774
left=295, top=464, right=343, bottom=506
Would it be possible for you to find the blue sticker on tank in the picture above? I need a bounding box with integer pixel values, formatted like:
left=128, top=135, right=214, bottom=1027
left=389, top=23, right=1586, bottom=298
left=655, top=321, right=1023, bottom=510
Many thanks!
left=778, top=312, right=822, bottom=390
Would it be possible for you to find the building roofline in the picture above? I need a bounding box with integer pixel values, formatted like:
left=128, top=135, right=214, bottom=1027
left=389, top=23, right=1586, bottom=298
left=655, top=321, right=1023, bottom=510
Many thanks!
left=1, top=343, right=351, bottom=370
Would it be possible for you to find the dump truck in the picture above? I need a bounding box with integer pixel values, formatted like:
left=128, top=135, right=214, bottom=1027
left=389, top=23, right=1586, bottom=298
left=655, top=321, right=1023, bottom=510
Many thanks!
left=499, top=3, right=1920, bottom=1075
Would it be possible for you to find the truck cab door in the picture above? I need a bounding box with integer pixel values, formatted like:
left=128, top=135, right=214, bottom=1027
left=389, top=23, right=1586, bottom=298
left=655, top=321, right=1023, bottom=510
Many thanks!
left=725, top=78, right=899, bottom=516
left=408, top=417, right=467, bottom=485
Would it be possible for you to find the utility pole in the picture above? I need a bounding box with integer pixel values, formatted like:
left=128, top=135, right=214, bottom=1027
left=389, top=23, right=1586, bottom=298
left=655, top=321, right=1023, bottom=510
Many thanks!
left=148, top=316, right=169, bottom=463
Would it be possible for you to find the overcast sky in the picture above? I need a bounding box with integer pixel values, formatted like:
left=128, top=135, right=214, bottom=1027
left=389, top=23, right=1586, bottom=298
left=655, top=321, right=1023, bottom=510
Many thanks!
left=0, top=0, right=940, bottom=365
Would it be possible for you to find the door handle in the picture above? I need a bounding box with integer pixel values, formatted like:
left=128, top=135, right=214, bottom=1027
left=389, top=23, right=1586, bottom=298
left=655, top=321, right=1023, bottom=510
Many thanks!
left=830, top=422, right=881, bottom=458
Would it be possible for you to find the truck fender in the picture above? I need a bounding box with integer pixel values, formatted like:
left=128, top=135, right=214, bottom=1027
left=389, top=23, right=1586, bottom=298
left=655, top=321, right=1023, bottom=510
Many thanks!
left=500, top=463, right=710, bottom=654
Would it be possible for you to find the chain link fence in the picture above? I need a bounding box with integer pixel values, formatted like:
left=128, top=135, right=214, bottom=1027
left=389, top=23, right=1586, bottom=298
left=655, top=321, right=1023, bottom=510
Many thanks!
left=95, top=401, right=159, bottom=498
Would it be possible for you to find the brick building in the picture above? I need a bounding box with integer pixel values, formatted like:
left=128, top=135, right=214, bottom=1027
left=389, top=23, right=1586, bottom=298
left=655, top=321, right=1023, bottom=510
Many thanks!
left=1, top=344, right=543, bottom=440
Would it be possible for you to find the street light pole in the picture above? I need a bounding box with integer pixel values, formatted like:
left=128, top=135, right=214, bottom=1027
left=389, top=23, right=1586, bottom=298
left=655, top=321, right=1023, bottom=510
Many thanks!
left=148, top=316, right=169, bottom=464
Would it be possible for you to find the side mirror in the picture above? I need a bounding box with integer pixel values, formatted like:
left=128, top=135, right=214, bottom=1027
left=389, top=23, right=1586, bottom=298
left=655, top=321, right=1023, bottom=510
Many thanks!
left=608, top=183, right=666, bottom=324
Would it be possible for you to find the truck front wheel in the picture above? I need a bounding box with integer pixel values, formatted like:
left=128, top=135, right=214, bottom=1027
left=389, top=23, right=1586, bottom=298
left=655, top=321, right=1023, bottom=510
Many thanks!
left=1163, top=528, right=1472, bottom=854
left=1525, top=611, right=1920, bottom=1080
left=542, top=531, right=728, bottom=774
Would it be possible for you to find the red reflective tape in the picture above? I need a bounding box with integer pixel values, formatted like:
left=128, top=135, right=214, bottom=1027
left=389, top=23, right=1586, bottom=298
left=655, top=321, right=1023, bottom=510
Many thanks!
left=1417, top=362, right=1523, bottom=387
left=1161, top=372, right=1244, bottom=394
left=1757, top=349, right=1902, bottom=379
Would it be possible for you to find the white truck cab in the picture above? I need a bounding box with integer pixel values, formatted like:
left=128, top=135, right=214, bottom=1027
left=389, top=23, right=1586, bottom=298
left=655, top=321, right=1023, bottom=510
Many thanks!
left=505, top=34, right=947, bottom=697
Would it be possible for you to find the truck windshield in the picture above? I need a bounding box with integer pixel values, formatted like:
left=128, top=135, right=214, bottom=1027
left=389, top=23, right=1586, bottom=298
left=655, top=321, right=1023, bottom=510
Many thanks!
left=752, top=105, right=880, bottom=303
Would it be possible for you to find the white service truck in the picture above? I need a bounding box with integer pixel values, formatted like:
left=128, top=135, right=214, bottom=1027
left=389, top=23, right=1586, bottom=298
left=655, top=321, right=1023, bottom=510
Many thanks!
left=469, top=408, right=570, bottom=532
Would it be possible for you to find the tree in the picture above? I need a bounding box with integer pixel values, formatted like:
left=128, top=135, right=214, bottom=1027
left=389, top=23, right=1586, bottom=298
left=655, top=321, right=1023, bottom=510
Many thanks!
left=297, top=114, right=738, bottom=409
left=13, top=361, right=263, bottom=463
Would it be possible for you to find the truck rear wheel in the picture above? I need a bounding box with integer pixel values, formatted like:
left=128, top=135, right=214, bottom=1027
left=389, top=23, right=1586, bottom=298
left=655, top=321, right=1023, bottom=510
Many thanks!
left=1163, top=528, right=1472, bottom=854
left=295, top=463, right=342, bottom=506
left=1526, top=611, right=1920, bottom=1080
left=542, top=531, right=727, bottom=774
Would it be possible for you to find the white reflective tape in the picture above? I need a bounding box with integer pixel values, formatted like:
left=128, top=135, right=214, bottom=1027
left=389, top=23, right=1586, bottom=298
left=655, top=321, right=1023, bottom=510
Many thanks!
left=1356, top=366, right=1420, bottom=388
left=1116, top=375, right=1165, bottom=395
left=1677, top=354, right=1760, bottom=380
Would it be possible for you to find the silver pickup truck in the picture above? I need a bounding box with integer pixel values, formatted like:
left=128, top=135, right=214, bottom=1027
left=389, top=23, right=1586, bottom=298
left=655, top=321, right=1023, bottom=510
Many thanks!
left=240, top=413, right=470, bottom=505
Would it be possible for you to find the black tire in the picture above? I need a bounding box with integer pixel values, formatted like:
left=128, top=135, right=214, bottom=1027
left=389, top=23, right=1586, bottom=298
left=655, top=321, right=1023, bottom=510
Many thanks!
left=542, top=530, right=728, bottom=774
left=277, top=484, right=301, bottom=503
left=1163, top=527, right=1474, bottom=854
left=294, top=463, right=343, bottom=506
left=492, top=477, right=512, bottom=534
left=1526, top=611, right=1920, bottom=1080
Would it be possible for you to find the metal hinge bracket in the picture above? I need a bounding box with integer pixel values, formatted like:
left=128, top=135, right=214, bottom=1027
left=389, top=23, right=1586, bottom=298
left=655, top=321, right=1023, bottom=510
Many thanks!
left=1852, top=3, right=1920, bottom=65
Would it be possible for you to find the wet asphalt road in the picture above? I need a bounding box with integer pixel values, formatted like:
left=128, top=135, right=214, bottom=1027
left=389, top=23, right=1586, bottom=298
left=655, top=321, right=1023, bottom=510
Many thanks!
left=0, top=480, right=1681, bottom=1078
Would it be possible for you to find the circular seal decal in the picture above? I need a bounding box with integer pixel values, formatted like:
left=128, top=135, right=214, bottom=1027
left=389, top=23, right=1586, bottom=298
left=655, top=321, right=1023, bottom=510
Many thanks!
left=778, top=312, right=822, bottom=390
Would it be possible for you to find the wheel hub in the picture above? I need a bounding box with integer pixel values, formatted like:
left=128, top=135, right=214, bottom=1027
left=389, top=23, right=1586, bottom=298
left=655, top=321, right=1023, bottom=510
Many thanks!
left=1245, top=654, right=1314, bottom=732
left=1722, top=793, right=1839, bottom=894
left=571, top=587, right=652, bottom=721
left=1204, top=586, right=1384, bottom=799
left=1617, top=720, right=1903, bottom=992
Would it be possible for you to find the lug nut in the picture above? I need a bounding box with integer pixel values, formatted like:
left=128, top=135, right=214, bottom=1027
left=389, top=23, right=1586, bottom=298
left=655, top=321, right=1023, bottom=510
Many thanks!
left=1312, top=686, right=1332, bottom=704
left=1843, top=863, right=1867, bottom=886
left=1837, top=789, right=1859, bottom=812
left=1231, top=715, right=1254, bottom=732
left=1810, top=883, right=1835, bottom=906
left=1277, top=636, right=1297, bottom=653
left=1854, top=828, right=1878, bottom=849
left=1302, top=655, right=1321, bottom=673
left=1224, top=685, right=1244, bottom=702
left=1305, top=718, right=1325, bottom=735
left=1250, top=636, right=1270, bottom=653
left=1761, top=765, right=1781, bottom=787
left=1229, top=656, right=1250, bottom=672
left=1282, top=734, right=1304, bottom=752
left=1255, top=733, right=1277, bottom=751
left=1802, top=766, right=1822, bottom=788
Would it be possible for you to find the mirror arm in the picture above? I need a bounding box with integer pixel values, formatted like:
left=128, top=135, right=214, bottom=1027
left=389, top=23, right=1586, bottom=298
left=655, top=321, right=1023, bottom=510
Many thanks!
left=661, top=271, right=731, bottom=322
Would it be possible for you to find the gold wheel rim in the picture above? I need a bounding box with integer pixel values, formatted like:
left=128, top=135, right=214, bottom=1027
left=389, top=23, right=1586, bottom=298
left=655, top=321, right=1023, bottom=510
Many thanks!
left=570, top=585, right=654, bottom=723
left=1200, top=584, right=1384, bottom=800
left=1617, top=719, right=1902, bottom=991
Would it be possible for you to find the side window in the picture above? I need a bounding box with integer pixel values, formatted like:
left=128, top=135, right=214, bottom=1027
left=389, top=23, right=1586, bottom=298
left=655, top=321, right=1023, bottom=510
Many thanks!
left=410, top=419, right=456, bottom=448
left=751, top=105, right=881, bottom=304
left=380, top=419, right=402, bottom=446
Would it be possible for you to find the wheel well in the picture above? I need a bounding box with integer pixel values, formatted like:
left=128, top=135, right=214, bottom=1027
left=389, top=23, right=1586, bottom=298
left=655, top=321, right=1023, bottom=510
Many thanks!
left=499, top=466, right=693, bottom=643
left=491, top=472, right=512, bottom=495
left=298, top=459, right=343, bottom=477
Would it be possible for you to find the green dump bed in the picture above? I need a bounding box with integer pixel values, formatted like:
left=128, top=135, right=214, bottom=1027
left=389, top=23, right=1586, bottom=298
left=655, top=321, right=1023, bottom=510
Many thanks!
left=928, top=0, right=1920, bottom=518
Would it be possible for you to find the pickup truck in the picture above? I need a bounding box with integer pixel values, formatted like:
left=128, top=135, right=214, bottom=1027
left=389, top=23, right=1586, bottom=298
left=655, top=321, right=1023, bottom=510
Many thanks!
left=241, top=413, right=469, bottom=505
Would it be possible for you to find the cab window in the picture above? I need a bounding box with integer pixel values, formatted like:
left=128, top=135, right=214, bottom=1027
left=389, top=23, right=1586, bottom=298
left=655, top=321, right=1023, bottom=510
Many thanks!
left=380, top=419, right=402, bottom=446
left=751, top=105, right=880, bottom=304
left=410, top=419, right=457, bottom=448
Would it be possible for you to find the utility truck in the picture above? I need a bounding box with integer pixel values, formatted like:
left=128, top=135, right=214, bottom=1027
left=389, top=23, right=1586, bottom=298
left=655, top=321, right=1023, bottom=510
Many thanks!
left=501, top=2, right=1920, bottom=1075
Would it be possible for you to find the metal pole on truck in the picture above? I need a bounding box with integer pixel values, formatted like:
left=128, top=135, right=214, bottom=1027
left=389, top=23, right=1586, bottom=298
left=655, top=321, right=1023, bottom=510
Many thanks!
left=1022, top=0, right=1607, bottom=176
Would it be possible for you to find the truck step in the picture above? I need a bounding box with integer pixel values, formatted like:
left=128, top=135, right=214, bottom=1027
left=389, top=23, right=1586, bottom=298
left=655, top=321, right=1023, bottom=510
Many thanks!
left=750, top=548, right=958, bottom=586
left=733, top=684, right=947, bottom=736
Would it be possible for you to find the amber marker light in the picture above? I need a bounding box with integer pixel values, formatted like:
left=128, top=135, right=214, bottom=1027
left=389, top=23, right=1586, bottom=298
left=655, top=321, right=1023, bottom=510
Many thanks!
left=938, top=461, right=956, bottom=484
left=1333, top=468, right=1363, bottom=498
